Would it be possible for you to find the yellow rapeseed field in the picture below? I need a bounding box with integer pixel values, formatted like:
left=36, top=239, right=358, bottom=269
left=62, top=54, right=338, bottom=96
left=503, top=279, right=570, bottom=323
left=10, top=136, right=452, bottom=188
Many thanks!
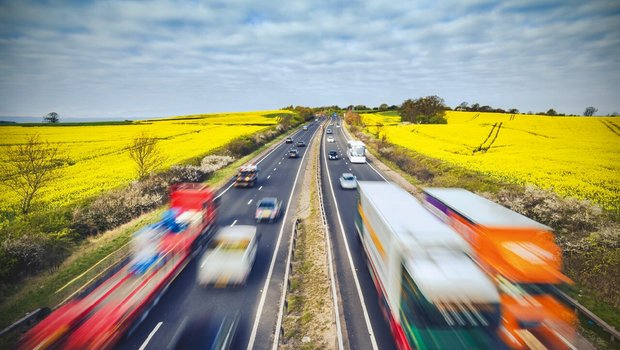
left=362, top=111, right=620, bottom=211
left=0, top=110, right=291, bottom=212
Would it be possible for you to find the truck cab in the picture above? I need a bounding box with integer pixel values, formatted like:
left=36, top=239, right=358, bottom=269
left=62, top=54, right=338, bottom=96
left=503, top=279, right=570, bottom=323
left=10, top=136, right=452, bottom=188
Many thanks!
left=234, top=165, right=259, bottom=188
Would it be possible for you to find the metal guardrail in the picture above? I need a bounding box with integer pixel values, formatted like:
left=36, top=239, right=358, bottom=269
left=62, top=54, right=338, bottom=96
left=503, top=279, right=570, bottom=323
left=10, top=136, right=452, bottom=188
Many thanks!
left=553, top=287, right=620, bottom=344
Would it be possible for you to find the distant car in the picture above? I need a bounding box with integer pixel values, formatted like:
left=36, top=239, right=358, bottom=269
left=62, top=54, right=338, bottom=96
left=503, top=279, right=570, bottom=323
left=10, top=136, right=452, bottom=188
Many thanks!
left=336, top=124, right=340, bottom=127
left=327, top=136, right=335, bottom=143
left=171, top=311, right=239, bottom=350
left=255, top=197, right=282, bottom=223
left=197, top=225, right=258, bottom=287
left=288, top=148, right=299, bottom=158
left=303, top=126, right=308, bottom=130
left=326, top=128, right=333, bottom=134
left=295, top=141, right=306, bottom=147
left=329, top=123, right=334, bottom=126
left=328, top=150, right=339, bottom=160
left=339, top=173, right=357, bottom=189
left=285, top=137, right=293, bottom=143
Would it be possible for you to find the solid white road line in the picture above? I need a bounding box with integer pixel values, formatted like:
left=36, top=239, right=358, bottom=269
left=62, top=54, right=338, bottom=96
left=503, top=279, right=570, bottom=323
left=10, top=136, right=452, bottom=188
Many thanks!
left=231, top=219, right=237, bottom=227
left=250, top=125, right=320, bottom=350
left=271, top=221, right=298, bottom=350
left=139, top=322, right=163, bottom=350
left=322, top=130, right=378, bottom=349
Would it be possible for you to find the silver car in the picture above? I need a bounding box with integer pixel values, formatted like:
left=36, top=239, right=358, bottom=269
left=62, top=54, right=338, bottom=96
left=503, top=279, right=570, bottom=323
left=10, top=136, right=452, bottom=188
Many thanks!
left=339, top=173, right=357, bottom=189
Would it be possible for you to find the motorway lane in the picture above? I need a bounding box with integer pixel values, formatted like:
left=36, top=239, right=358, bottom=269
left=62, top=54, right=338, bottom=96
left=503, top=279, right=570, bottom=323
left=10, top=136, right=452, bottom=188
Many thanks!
left=321, top=117, right=396, bottom=350
left=116, top=122, right=320, bottom=350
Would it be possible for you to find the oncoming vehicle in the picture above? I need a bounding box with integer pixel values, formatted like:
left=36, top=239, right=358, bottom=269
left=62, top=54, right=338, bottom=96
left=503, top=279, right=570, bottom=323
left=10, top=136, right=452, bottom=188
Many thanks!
left=327, top=136, right=335, bottom=143
left=355, top=182, right=502, bottom=350
left=285, top=137, right=293, bottom=144
left=288, top=148, right=299, bottom=158
left=328, top=150, right=339, bottom=160
left=326, top=128, right=333, bottom=134
left=255, top=197, right=282, bottom=223
left=234, top=165, right=259, bottom=187
left=295, top=140, right=306, bottom=147
left=347, top=140, right=366, bottom=163
left=339, top=173, right=357, bottom=189
left=197, top=225, right=258, bottom=287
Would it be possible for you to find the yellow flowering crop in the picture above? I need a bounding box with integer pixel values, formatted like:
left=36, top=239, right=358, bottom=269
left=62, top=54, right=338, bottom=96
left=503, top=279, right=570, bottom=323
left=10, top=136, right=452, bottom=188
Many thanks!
left=0, top=110, right=293, bottom=212
left=362, top=111, right=620, bottom=211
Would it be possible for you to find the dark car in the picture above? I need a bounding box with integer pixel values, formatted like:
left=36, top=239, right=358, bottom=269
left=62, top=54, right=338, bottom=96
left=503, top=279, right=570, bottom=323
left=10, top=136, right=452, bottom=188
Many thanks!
left=326, top=128, right=333, bottom=134
left=295, top=141, right=306, bottom=147
left=285, top=137, right=293, bottom=143
left=288, top=148, right=299, bottom=158
left=328, top=150, right=339, bottom=160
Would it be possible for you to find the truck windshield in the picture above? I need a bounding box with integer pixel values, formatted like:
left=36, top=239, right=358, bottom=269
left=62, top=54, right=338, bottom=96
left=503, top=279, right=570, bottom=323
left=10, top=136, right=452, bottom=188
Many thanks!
left=350, top=145, right=365, bottom=157
left=239, top=171, right=255, bottom=177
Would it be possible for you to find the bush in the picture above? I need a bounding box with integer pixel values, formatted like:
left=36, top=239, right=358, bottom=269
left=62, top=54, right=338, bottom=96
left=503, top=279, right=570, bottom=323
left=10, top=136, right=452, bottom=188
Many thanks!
left=0, top=233, right=69, bottom=284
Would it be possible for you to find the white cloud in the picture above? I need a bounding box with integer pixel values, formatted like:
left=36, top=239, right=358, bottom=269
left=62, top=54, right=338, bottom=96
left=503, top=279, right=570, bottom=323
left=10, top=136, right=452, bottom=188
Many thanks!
left=0, top=0, right=618, bottom=118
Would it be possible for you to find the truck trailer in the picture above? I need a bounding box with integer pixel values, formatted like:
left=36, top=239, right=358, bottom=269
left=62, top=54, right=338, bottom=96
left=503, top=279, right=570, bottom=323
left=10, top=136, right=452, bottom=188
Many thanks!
left=355, top=181, right=502, bottom=350
left=423, top=188, right=576, bottom=350
left=19, top=184, right=218, bottom=350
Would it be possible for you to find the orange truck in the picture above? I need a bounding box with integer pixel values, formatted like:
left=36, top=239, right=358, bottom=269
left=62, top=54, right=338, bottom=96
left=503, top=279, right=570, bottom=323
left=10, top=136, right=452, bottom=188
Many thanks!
left=423, top=188, right=576, bottom=350
left=19, top=183, right=218, bottom=350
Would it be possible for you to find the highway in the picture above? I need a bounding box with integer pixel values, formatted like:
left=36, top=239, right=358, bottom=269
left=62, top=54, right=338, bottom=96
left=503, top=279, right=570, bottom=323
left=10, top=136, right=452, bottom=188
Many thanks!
left=116, top=121, right=321, bottom=350
left=319, top=116, right=396, bottom=350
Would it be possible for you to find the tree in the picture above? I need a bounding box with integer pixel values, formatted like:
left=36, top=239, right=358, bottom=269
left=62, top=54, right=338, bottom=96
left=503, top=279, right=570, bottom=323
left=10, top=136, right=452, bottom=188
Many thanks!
left=0, top=134, right=61, bottom=214
left=508, top=108, right=519, bottom=114
left=455, top=102, right=468, bottom=111
left=128, top=132, right=165, bottom=179
left=546, top=109, right=557, bottom=116
left=43, top=112, right=59, bottom=123
left=399, top=96, right=447, bottom=124
left=584, top=106, right=597, bottom=116
left=470, top=103, right=480, bottom=112
left=379, top=103, right=389, bottom=111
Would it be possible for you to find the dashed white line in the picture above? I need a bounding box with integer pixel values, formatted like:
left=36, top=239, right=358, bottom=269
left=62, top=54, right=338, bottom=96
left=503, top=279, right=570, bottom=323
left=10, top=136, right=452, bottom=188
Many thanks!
left=166, top=316, right=188, bottom=349
left=273, top=168, right=277, bottom=171
left=139, top=322, right=163, bottom=350
left=278, top=161, right=281, bottom=165
left=258, top=186, right=263, bottom=191
left=247, top=199, right=253, bottom=205
left=267, top=175, right=271, bottom=179
left=231, top=219, right=238, bottom=227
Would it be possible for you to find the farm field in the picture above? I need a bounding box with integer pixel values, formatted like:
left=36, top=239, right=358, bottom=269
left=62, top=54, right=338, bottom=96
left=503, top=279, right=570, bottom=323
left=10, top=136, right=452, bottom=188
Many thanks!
left=362, top=111, right=620, bottom=212
left=0, top=110, right=290, bottom=215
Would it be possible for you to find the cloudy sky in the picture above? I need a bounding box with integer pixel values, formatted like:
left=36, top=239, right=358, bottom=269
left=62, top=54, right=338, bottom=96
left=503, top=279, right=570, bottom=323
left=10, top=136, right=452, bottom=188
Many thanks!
left=0, top=0, right=619, bottom=119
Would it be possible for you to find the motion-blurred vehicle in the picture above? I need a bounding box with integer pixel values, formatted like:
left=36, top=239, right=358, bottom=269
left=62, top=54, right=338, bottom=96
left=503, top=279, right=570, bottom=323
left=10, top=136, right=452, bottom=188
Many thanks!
left=234, top=165, right=259, bottom=188
left=355, top=182, right=502, bottom=350
left=197, top=225, right=258, bottom=287
left=326, top=128, right=333, bottom=134
left=347, top=140, right=366, bottom=163
left=285, top=137, right=293, bottom=143
left=295, top=140, right=306, bottom=147
left=327, top=136, right=335, bottom=143
left=255, top=197, right=282, bottom=223
left=339, top=173, right=357, bottom=189
left=328, top=150, right=339, bottom=160
left=171, top=311, right=240, bottom=350
left=288, top=148, right=299, bottom=158
left=424, top=188, right=576, bottom=349
left=19, top=184, right=219, bottom=350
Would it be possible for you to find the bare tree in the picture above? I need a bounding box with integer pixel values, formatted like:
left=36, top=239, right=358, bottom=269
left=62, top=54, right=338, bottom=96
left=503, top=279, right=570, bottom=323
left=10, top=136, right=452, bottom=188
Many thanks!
left=584, top=106, right=598, bottom=116
left=43, top=112, right=60, bottom=123
left=0, top=134, right=61, bottom=214
left=128, top=132, right=165, bottom=179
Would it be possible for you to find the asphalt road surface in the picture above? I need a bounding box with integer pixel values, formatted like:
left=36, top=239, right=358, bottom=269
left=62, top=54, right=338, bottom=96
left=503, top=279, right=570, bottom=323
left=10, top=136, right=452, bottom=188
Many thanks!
left=320, top=116, right=396, bottom=350
left=116, top=121, right=321, bottom=350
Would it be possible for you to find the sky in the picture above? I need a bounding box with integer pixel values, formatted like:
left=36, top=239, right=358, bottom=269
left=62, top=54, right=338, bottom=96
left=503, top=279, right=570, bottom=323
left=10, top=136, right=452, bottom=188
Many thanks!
left=0, top=0, right=619, bottom=120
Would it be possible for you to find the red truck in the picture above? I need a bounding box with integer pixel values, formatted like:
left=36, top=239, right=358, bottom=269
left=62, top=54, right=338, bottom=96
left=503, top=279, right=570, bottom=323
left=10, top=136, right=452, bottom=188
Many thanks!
left=19, top=184, right=218, bottom=350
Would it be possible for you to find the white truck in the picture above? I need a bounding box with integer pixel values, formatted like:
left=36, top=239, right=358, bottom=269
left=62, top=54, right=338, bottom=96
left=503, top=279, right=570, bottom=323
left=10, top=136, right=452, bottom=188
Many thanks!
left=354, top=181, right=502, bottom=349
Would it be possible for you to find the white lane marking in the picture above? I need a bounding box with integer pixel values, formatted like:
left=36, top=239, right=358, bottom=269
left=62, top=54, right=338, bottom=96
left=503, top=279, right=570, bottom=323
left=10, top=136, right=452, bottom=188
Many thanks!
left=231, top=219, right=238, bottom=227
left=322, top=131, right=378, bottom=349
left=349, top=168, right=352, bottom=171
left=139, top=321, right=163, bottom=350
left=258, top=186, right=263, bottom=191
left=214, top=128, right=305, bottom=200
left=267, top=175, right=271, bottom=179
left=271, top=221, right=298, bottom=350
left=248, top=199, right=253, bottom=205
left=166, top=316, right=188, bottom=349
left=278, top=161, right=281, bottom=165
left=273, top=168, right=277, bottom=171
left=253, top=124, right=320, bottom=350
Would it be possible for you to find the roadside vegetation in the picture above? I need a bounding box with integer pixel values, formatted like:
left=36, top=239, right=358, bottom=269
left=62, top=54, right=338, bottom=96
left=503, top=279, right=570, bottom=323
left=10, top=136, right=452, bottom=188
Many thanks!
left=344, top=106, right=619, bottom=348
left=0, top=109, right=313, bottom=336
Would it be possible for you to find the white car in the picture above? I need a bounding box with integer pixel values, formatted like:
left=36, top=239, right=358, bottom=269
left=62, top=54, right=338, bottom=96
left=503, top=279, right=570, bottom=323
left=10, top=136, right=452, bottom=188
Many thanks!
left=339, top=173, right=357, bottom=189
left=255, top=197, right=282, bottom=223
left=303, top=126, right=308, bottom=130
left=197, top=225, right=258, bottom=287
left=327, top=136, right=335, bottom=143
